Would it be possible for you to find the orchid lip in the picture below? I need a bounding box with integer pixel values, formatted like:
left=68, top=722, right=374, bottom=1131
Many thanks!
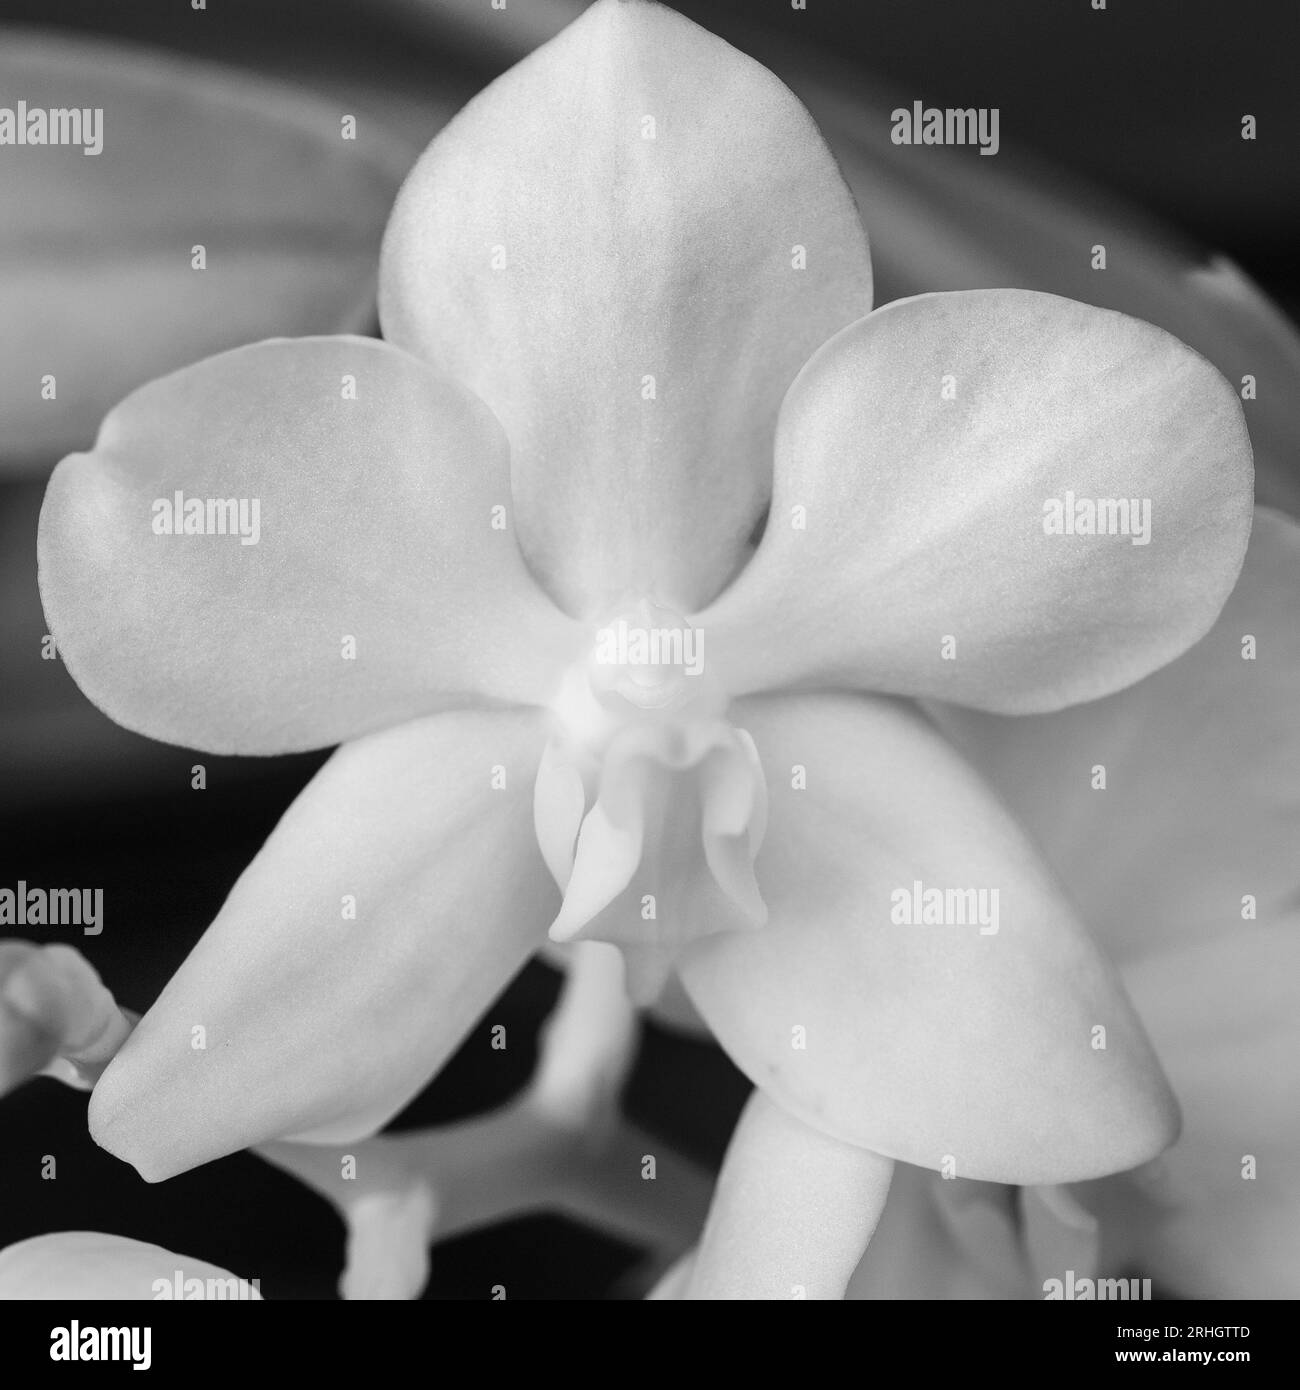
left=533, top=596, right=768, bottom=994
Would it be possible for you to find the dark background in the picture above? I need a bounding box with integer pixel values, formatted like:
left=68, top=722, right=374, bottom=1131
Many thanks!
left=1, top=0, right=1296, bottom=1298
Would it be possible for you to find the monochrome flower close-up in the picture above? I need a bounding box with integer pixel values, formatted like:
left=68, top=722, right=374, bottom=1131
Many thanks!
left=1, top=0, right=1295, bottom=1310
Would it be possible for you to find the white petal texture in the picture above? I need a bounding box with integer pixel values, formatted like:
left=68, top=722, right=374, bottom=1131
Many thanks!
left=0, top=31, right=410, bottom=471
left=39, top=337, right=583, bottom=754
left=933, top=508, right=1300, bottom=958
left=686, top=1091, right=894, bottom=1300
left=0, top=1233, right=260, bottom=1301
left=1099, top=927, right=1300, bottom=1297
left=934, top=508, right=1300, bottom=1293
left=698, top=289, right=1253, bottom=713
left=379, top=0, right=872, bottom=617
left=88, top=709, right=555, bottom=1181
left=676, top=693, right=1178, bottom=1184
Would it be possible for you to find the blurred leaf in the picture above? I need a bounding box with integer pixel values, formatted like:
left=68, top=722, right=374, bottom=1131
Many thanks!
left=674, top=0, right=1300, bottom=247
left=0, top=28, right=418, bottom=471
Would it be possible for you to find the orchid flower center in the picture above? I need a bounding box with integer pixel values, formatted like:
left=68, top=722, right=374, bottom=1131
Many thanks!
left=534, top=599, right=769, bottom=1002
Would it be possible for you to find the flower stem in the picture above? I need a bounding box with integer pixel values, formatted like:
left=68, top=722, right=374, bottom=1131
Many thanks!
left=258, top=942, right=714, bottom=1297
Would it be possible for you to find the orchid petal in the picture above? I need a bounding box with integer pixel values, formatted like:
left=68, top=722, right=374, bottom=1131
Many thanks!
left=39, top=337, right=583, bottom=755
left=848, top=1165, right=1031, bottom=1300
left=0, top=32, right=411, bottom=472
left=1018, top=1183, right=1101, bottom=1290
left=677, top=692, right=1178, bottom=1184
left=1, top=478, right=206, bottom=810
left=699, top=289, right=1253, bottom=713
left=933, top=508, right=1300, bottom=1292
left=685, top=1090, right=893, bottom=1300
left=379, top=0, right=872, bottom=617
left=88, top=709, right=554, bottom=1181
left=0, top=1232, right=260, bottom=1300
left=1096, top=928, right=1300, bottom=1297
left=933, top=507, right=1300, bottom=957
left=802, top=88, right=1300, bottom=516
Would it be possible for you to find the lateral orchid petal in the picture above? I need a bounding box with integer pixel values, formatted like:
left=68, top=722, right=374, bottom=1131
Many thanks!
left=379, top=0, right=872, bottom=617
left=698, top=289, right=1253, bottom=713
left=677, top=692, right=1178, bottom=1184
left=39, top=337, right=583, bottom=755
left=88, top=709, right=555, bottom=1182
left=807, top=87, right=1300, bottom=517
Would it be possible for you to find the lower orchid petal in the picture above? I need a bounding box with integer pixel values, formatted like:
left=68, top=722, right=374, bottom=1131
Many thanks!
left=677, top=692, right=1178, bottom=1184
left=88, top=709, right=554, bottom=1182
left=699, top=289, right=1253, bottom=714
left=0, top=1233, right=260, bottom=1301
left=685, top=1089, right=894, bottom=1301
left=40, top=336, right=583, bottom=755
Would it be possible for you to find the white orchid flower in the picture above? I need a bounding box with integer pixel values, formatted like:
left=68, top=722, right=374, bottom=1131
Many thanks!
left=16, top=0, right=1269, bottom=1298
